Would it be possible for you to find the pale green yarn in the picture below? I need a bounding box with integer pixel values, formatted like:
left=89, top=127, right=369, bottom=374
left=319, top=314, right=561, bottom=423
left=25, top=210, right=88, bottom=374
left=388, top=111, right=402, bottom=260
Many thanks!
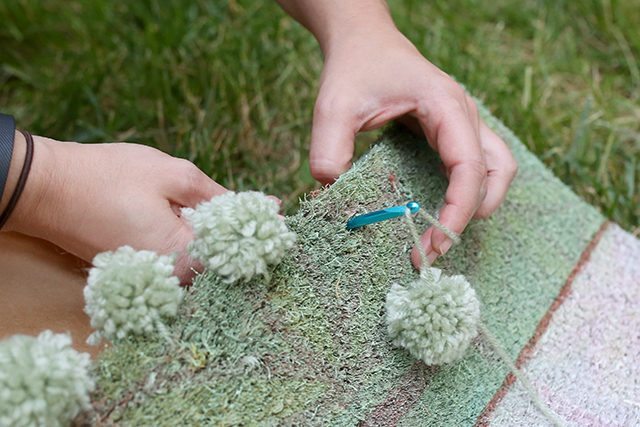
left=396, top=204, right=563, bottom=424
left=385, top=207, right=479, bottom=365
left=183, top=191, right=296, bottom=283
left=0, top=331, right=94, bottom=427
left=386, top=268, right=480, bottom=365
left=479, top=323, right=566, bottom=426
left=84, top=246, right=183, bottom=345
left=417, top=209, right=460, bottom=245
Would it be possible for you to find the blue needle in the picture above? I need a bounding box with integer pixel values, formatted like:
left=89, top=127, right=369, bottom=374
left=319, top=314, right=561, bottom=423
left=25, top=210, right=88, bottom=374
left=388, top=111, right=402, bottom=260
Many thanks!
left=346, top=201, right=420, bottom=230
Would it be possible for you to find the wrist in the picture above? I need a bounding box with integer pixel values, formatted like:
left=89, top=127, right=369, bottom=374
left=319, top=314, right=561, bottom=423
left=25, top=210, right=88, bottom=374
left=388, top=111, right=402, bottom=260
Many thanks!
left=286, top=0, right=397, bottom=57
left=326, top=20, right=397, bottom=52
left=323, top=20, right=420, bottom=68
left=3, top=135, right=64, bottom=238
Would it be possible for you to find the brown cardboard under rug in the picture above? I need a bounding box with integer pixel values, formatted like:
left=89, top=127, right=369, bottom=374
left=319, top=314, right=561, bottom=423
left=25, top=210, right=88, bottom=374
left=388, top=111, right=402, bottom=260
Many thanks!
left=0, top=232, right=103, bottom=357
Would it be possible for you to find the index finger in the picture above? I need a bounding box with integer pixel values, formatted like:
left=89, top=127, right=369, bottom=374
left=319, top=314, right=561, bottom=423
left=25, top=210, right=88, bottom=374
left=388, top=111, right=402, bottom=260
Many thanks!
left=414, top=101, right=486, bottom=259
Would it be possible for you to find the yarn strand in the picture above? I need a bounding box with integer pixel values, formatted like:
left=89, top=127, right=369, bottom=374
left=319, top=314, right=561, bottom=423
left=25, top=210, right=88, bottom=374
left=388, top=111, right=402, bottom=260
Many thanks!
left=479, top=323, right=565, bottom=427
left=417, top=209, right=460, bottom=245
left=402, top=205, right=565, bottom=426
left=403, top=208, right=433, bottom=282
left=403, top=208, right=428, bottom=265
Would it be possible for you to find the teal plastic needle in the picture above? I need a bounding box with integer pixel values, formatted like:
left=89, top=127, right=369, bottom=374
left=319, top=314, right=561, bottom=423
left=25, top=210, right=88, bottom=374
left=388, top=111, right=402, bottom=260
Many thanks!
left=346, top=201, right=420, bottom=230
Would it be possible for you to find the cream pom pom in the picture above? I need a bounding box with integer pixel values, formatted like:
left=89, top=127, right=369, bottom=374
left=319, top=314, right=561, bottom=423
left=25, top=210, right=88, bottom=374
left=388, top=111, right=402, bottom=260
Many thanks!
left=0, top=331, right=94, bottom=427
left=84, top=246, right=183, bottom=345
left=385, top=268, right=480, bottom=365
left=183, top=191, right=296, bottom=283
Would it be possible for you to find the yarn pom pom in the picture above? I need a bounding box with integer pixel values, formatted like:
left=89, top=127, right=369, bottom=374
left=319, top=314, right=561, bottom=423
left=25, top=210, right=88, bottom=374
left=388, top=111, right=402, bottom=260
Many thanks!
left=84, top=246, right=183, bottom=344
left=183, top=191, right=296, bottom=283
left=385, top=268, right=480, bottom=365
left=0, top=331, right=94, bottom=427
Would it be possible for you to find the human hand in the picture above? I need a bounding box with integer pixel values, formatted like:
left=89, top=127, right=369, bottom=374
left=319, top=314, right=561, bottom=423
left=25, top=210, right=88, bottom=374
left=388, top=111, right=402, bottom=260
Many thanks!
left=299, top=8, right=517, bottom=267
left=4, top=134, right=227, bottom=282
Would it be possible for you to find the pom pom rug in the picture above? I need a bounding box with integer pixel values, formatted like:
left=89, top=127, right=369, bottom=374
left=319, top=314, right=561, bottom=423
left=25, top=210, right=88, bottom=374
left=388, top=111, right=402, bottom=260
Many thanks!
left=385, top=268, right=480, bottom=366
left=183, top=191, right=296, bottom=284
left=1, top=98, right=638, bottom=426
left=80, top=99, right=639, bottom=426
left=0, top=331, right=94, bottom=427
left=84, top=246, right=183, bottom=345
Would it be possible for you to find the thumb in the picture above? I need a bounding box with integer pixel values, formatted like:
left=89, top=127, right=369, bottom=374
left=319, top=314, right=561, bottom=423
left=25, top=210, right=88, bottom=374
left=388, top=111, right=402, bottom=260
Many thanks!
left=161, top=215, right=200, bottom=285
left=310, top=99, right=357, bottom=184
left=174, top=249, right=200, bottom=285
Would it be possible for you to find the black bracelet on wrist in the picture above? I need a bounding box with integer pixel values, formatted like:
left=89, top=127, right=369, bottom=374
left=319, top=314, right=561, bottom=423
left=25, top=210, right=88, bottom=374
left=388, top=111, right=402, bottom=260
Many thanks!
left=0, top=129, right=35, bottom=230
left=0, top=113, right=16, bottom=203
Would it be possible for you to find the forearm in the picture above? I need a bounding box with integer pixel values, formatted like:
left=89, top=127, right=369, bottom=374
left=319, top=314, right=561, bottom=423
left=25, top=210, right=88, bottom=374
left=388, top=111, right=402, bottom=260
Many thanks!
left=275, top=0, right=396, bottom=54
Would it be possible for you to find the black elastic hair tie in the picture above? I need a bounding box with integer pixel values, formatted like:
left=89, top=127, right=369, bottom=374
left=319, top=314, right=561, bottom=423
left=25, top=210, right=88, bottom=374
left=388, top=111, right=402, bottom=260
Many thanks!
left=0, top=130, right=35, bottom=229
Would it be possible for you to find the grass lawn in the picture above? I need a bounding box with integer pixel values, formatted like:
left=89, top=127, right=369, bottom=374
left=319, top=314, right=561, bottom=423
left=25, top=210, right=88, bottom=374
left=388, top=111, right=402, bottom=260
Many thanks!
left=0, top=0, right=638, bottom=232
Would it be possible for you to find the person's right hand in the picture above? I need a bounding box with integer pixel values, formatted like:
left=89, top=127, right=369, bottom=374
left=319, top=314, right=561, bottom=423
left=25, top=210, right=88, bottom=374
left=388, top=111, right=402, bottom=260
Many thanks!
left=276, top=0, right=517, bottom=268
left=4, top=133, right=227, bottom=282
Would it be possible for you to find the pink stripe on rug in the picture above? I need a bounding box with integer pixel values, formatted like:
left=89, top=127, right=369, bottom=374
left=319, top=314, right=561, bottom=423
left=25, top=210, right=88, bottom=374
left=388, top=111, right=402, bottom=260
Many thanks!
left=476, top=221, right=610, bottom=426
left=487, top=224, right=640, bottom=426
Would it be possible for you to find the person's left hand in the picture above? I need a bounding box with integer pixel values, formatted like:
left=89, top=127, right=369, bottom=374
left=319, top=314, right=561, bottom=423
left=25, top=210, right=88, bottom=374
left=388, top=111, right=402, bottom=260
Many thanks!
left=5, top=136, right=229, bottom=283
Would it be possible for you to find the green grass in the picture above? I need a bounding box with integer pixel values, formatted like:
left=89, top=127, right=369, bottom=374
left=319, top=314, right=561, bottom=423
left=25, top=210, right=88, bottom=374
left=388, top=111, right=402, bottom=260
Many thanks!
left=0, top=0, right=637, bottom=231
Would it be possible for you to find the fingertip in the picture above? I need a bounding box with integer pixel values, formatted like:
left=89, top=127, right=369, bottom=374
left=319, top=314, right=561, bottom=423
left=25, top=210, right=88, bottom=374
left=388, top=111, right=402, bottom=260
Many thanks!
left=430, top=228, right=453, bottom=255
left=411, top=246, right=438, bottom=269
left=309, top=106, right=356, bottom=184
left=173, top=252, right=200, bottom=286
left=267, top=195, right=282, bottom=206
left=310, top=158, right=352, bottom=184
left=410, top=245, right=422, bottom=269
left=429, top=204, right=467, bottom=257
left=163, top=219, right=200, bottom=285
left=410, top=228, right=438, bottom=269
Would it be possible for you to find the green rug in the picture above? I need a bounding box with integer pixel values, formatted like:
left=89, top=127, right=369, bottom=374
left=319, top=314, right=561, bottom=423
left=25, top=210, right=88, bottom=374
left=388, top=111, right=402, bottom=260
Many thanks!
left=86, top=101, right=614, bottom=426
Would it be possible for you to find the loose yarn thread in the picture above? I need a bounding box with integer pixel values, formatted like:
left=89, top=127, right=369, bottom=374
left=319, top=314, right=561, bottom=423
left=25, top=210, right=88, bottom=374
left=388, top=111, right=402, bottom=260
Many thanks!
left=403, top=209, right=435, bottom=282
left=390, top=178, right=460, bottom=246
left=479, top=323, right=565, bottom=427
left=401, top=206, right=565, bottom=427
left=416, top=208, right=460, bottom=246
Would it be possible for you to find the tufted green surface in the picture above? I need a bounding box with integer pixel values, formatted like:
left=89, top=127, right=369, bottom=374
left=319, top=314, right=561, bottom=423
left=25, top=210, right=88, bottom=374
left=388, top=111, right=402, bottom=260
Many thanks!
left=88, top=102, right=604, bottom=426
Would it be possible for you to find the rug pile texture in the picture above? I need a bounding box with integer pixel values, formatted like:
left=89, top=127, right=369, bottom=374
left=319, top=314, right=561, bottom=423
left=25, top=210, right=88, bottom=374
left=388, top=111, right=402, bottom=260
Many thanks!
left=86, top=102, right=639, bottom=426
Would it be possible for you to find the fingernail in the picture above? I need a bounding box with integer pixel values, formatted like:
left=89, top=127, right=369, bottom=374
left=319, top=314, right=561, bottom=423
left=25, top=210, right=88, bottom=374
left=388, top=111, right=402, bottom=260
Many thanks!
left=269, top=196, right=282, bottom=205
left=426, top=250, right=438, bottom=265
left=436, top=238, right=453, bottom=256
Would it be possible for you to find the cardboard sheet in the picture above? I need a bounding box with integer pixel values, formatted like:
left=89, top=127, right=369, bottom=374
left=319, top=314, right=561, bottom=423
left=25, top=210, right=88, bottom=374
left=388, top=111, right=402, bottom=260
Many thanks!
left=0, top=232, right=104, bottom=357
